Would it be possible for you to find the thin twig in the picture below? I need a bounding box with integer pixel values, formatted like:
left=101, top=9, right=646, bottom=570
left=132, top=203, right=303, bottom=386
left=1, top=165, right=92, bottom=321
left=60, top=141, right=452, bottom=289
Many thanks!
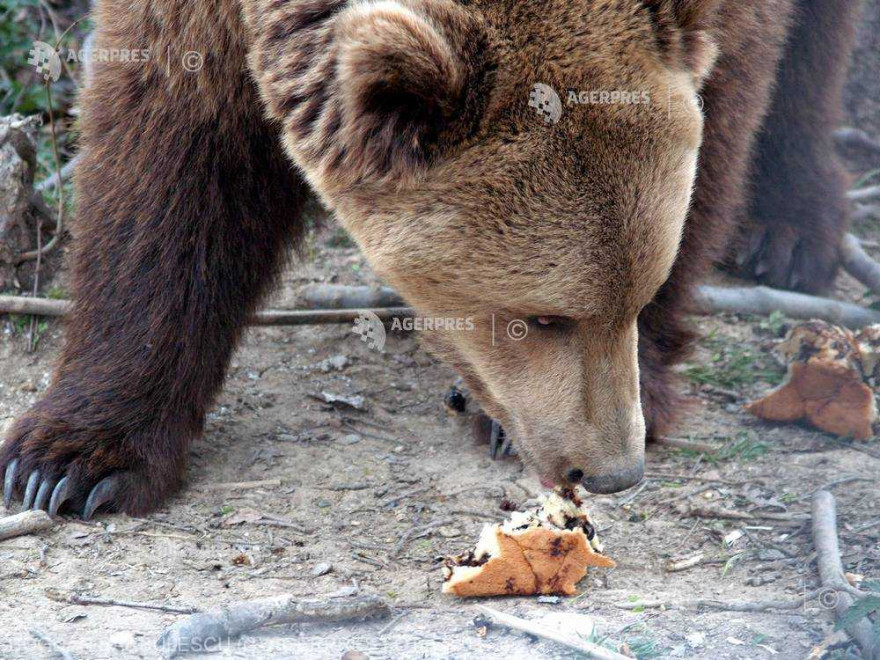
left=477, top=606, right=630, bottom=660
left=0, top=297, right=415, bottom=327
left=29, top=628, right=75, bottom=660
left=609, top=589, right=824, bottom=613
left=63, top=593, right=199, bottom=615
left=19, top=78, right=65, bottom=263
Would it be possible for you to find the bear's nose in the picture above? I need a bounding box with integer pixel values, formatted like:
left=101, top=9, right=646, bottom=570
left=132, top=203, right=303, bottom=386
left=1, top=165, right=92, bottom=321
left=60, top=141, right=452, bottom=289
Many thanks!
left=579, top=460, right=644, bottom=494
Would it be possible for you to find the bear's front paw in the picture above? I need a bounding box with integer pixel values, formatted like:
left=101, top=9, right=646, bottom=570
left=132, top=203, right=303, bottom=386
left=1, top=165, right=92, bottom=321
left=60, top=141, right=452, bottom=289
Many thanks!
left=734, top=223, right=842, bottom=294
left=1, top=408, right=185, bottom=518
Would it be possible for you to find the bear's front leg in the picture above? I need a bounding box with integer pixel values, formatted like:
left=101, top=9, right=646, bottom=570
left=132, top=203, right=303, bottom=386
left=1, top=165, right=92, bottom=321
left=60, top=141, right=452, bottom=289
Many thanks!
left=732, top=0, right=860, bottom=293
left=1, top=1, right=308, bottom=517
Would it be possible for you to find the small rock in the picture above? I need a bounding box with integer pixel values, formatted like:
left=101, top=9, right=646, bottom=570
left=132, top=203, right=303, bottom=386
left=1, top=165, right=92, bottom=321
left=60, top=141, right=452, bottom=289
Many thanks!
left=319, top=355, right=350, bottom=372
left=340, top=434, right=361, bottom=445
left=437, top=526, right=462, bottom=538
left=341, top=651, right=367, bottom=660
left=312, top=562, right=333, bottom=577
left=109, top=631, right=137, bottom=649
left=686, top=632, right=706, bottom=648
left=537, top=596, right=561, bottom=605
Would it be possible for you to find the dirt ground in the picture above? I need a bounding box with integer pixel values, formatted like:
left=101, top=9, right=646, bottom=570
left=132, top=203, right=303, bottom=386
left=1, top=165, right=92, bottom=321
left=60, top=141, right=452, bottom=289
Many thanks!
left=1, top=213, right=879, bottom=660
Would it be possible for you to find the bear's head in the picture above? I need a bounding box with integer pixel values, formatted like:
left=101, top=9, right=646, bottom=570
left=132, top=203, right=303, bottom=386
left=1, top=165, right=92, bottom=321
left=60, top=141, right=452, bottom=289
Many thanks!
left=249, top=0, right=719, bottom=492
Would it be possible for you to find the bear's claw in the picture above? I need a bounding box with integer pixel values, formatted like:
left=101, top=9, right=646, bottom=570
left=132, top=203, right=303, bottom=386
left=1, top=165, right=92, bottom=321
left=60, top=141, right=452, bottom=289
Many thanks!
left=2, top=459, right=119, bottom=519
left=82, top=476, right=120, bottom=521
left=48, top=477, right=71, bottom=517
left=488, top=420, right=515, bottom=459
left=3, top=458, right=17, bottom=509
left=22, top=470, right=40, bottom=509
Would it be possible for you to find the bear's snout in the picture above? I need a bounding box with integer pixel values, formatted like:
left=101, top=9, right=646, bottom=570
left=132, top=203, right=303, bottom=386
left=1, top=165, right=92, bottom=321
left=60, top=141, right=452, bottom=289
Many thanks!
left=577, top=460, right=645, bottom=494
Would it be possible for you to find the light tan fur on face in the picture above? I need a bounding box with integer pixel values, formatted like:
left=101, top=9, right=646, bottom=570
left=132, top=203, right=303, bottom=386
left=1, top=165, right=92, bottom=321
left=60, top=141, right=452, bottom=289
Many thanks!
left=247, top=0, right=712, bottom=486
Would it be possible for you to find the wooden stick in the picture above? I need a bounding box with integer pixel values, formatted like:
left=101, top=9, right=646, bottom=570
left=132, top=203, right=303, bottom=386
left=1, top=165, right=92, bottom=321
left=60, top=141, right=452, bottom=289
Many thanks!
left=0, top=297, right=414, bottom=326
left=29, top=628, right=76, bottom=660
left=298, top=284, right=404, bottom=310
left=693, top=285, right=880, bottom=328
left=0, top=510, right=53, bottom=541
left=55, top=593, right=199, bottom=615
left=811, top=491, right=877, bottom=660
left=6, top=283, right=880, bottom=329
left=157, top=594, right=390, bottom=658
left=476, top=606, right=630, bottom=660
left=841, top=233, right=880, bottom=295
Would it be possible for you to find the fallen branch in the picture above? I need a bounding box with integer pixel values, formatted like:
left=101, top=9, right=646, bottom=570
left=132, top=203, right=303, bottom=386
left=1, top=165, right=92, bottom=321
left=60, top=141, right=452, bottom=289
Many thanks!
left=298, top=284, right=404, bottom=310
left=0, top=296, right=414, bottom=327
left=841, top=233, right=880, bottom=296
left=694, top=285, right=880, bottom=328
left=8, top=283, right=880, bottom=330
left=0, top=510, right=53, bottom=541
left=811, top=491, right=878, bottom=660
left=476, top=606, right=630, bottom=660
left=834, top=127, right=880, bottom=155
left=157, top=594, right=390, bottom=658
left=848, top=186, right=880, bottom=204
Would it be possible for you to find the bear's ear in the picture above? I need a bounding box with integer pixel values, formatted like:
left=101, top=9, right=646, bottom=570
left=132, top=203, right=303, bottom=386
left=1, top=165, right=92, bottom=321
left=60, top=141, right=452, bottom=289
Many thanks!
left=249, top=0, right=492, bottom=189
left=641, top=0, right=721, bottom=84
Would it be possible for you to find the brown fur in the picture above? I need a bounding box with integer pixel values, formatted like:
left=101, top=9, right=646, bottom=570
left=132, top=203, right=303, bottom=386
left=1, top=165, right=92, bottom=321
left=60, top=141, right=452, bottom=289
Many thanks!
left=0, top=0, right=861, bottom=512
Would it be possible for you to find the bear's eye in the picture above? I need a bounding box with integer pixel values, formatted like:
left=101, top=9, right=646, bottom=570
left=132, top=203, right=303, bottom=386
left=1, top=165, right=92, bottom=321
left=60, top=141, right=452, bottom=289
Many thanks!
left=528, top=315, right=575, bottom=332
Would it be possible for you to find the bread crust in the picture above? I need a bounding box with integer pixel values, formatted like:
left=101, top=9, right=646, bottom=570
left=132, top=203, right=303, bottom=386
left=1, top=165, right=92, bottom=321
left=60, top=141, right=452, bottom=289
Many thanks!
left=442, top=524, right=615, bottom=597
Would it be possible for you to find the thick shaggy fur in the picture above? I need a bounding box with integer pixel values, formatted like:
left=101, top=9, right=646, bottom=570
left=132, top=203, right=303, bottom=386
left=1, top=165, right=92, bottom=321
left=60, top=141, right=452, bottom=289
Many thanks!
left=1, top=0, right=860, bottom=512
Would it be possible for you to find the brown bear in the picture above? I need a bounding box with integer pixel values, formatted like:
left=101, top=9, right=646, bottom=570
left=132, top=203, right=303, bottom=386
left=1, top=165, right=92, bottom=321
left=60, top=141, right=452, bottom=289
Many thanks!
left=1, top=0, right=860, bottom=516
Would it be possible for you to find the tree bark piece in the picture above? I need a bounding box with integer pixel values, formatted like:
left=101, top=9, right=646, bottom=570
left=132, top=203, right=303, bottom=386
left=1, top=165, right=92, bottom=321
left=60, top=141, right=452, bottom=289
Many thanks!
left=694, top=285, right=880, bottom=329
left=156, top=594, right=390, bottom=658
left=477, top=606, right=630, bottom=660
left=811, top=491, right=878, bottom=660
left=0, top=510, right=53, bottom=541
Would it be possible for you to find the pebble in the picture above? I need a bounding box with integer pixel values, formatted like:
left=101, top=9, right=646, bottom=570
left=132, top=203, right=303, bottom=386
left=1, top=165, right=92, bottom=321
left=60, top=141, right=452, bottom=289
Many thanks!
left=311, top=562, right=332, bottom=577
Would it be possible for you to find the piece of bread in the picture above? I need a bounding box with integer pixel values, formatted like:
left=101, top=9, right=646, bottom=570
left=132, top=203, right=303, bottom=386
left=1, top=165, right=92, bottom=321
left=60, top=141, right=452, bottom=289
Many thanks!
left=746, top=321, right=878, bottom=440
left=442, top=490, right=615, bottom=597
